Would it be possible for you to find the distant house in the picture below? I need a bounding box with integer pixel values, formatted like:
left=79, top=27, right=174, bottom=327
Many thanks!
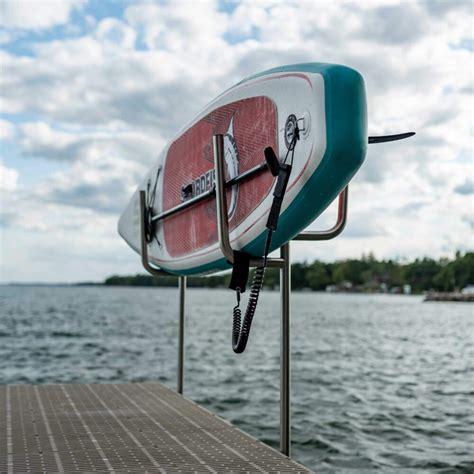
left=462, top=285, right=474, bottom=295
left=325, top=282, right=353, bottom=292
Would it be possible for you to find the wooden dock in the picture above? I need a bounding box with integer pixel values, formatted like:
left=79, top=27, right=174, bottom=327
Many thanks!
left=1, top=382, right=311, bottom=473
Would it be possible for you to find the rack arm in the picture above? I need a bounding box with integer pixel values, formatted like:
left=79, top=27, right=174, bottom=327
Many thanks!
left=139, top=189, right=187, bottom=395
left=213, top=134, right=234, bottom=263
left=139, top=190, right=170, bottom=276
left=213, top=134, right=284, bottom=268
left=293, top=186, right=348, bottom=241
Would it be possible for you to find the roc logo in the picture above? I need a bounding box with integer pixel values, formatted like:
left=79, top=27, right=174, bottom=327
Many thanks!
left=181, top=116, right=240, bottom=220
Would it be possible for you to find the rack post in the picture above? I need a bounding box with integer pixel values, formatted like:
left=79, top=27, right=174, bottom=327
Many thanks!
left=139, top=190, right=187, bottom=395
left=280, top=242, right=291, bottom=456
left=177, top=275, right=186, bottom=394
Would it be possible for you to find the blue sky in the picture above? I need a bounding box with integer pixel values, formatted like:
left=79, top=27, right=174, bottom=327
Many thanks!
left=0, top=0, right=473, bottom=282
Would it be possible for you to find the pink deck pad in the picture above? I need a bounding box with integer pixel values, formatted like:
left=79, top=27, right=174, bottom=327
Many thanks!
left=162, top=97, right=277, bottom=258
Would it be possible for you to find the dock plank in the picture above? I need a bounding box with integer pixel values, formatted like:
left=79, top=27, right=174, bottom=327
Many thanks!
left=0, top=383, right=311, bottom=473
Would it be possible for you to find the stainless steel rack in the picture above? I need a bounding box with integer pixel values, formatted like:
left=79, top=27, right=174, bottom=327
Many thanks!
left=138, top=133, right=348, bottom=457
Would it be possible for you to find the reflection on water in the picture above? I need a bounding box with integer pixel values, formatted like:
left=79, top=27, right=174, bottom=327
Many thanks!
left=1, top=286, right=473, bottom=472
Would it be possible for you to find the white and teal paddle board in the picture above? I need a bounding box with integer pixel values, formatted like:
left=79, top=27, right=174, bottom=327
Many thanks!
left=119, top=63, right=368, bottom=275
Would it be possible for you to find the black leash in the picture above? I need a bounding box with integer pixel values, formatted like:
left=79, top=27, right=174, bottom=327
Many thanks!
left=229, top=124, right=299, bottom=353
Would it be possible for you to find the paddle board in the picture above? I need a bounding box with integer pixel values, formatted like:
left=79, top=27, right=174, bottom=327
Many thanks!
left=118, top=63, right=367, bottom=275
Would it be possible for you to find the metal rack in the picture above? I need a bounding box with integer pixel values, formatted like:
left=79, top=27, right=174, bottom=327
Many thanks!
left=138, top=133, right=348, bottom=457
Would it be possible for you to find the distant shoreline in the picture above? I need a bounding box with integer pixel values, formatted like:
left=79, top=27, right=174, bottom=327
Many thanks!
left=4, top=282, right=474, bottom=301
left=1, top=282, right=418, bottom=296
left=3, top=252, right=472, bottom=295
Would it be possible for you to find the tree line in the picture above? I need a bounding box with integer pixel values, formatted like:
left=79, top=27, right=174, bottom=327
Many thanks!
left=104, top=251, right=473, bottom=294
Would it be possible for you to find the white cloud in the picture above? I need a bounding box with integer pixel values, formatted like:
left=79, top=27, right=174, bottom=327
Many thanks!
left=0, top=0, right=83, bottom=30
left=0, top=0, right=473, bottom=281
left=454, top=179, right=474, bottom=195
left=20, top=121, right=76, bottom=155
left=0, top=163, right=18, bottom=191
left=0, top=29, right=12, bottom=44
left=0, top=199, right=141, bottom=282
left=125, top=0, right=228, bottom=53
left=33, top=148, right=146, bottom=213
left=0, top=118, right=16, bottom=141
left=95, top=18, right=136, bottom=50
left=17, top=121, right=162, bottom=165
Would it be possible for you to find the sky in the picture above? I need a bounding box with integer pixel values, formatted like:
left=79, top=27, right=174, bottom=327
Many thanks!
left=0, top=0, right=472, bottom=283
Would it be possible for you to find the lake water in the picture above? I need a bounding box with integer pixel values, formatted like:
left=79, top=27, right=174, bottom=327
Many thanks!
left=1, top=286, right=473, bottom=472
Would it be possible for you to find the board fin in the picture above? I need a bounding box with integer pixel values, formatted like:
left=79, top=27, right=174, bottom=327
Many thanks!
left=368, top=132, right=415, bottom=144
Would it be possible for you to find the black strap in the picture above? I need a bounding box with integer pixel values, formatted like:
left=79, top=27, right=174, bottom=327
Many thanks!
left=229, top=250, right=250, bottom=293
left=266, top=163, right=292, bottom=231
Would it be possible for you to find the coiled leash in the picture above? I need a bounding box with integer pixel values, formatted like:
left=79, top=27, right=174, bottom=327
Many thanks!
left=229, top=118, right=300, bottom=353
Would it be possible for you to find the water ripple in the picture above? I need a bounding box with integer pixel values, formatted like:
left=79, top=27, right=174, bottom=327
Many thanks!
left=1, top=286, right=473, bottom=472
